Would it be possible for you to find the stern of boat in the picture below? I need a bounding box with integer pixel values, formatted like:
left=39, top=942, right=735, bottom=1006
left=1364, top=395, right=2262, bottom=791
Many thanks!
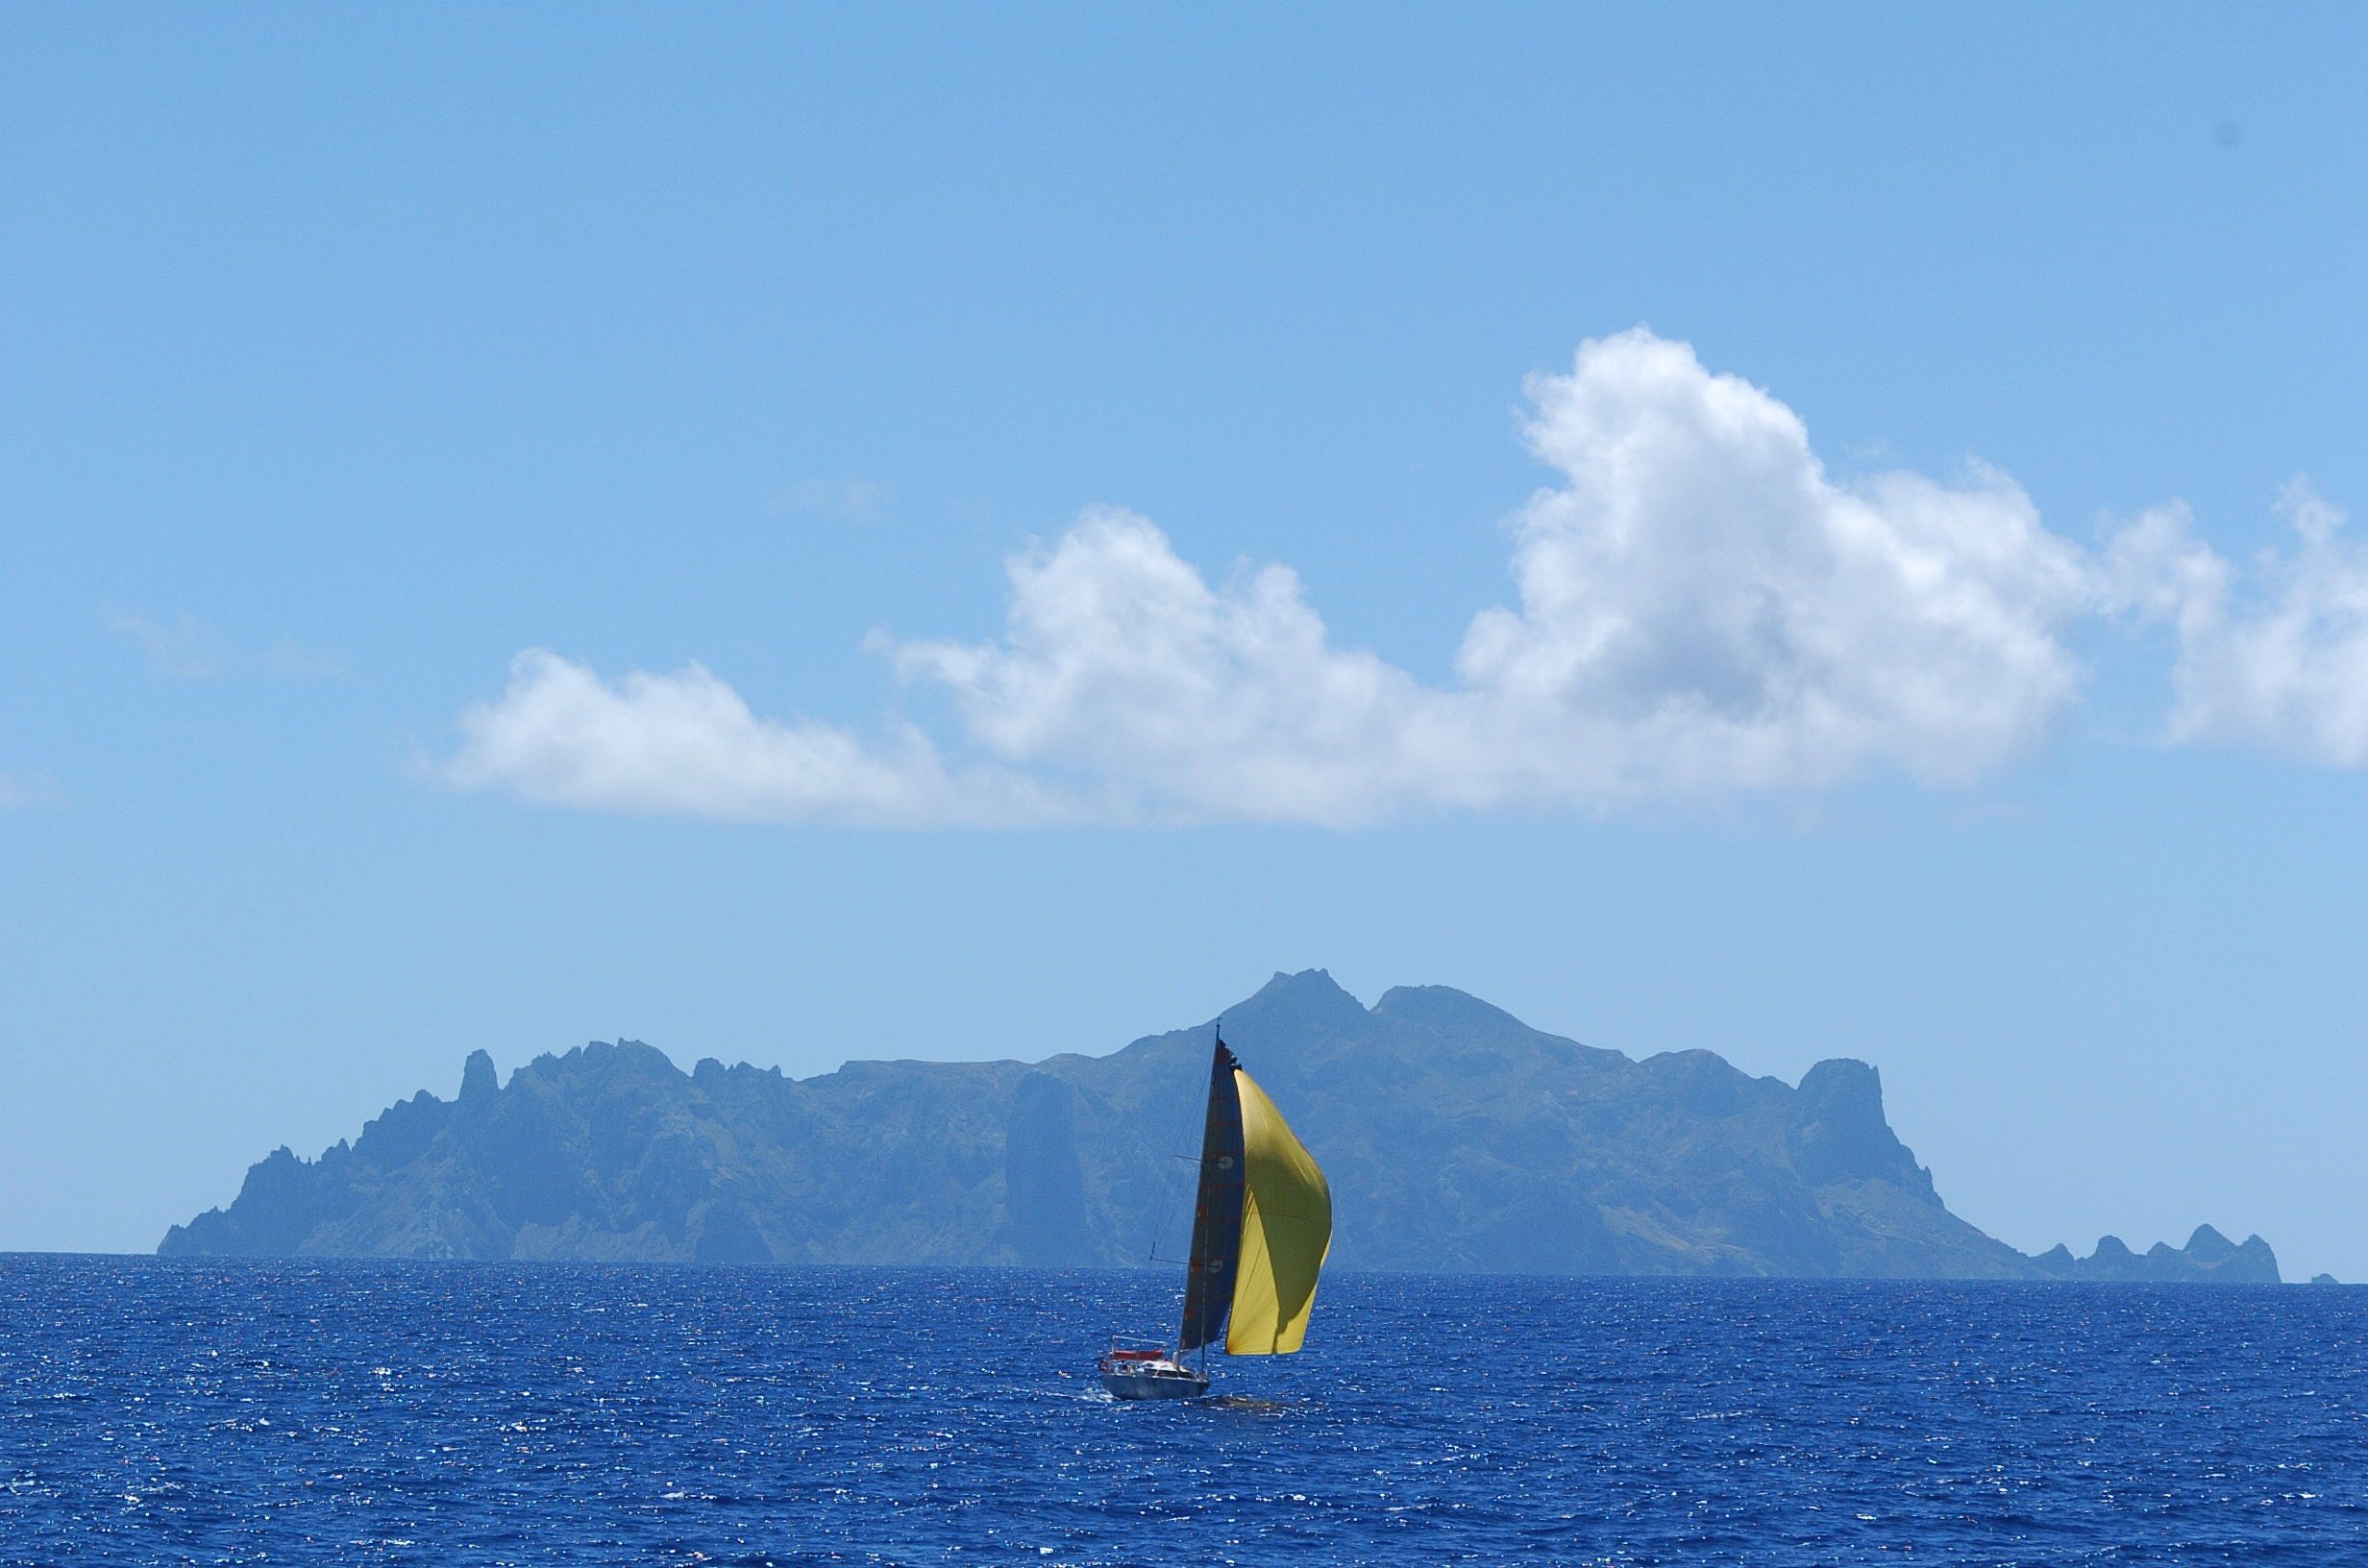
left=1098, top=1345, right=1209, bottom=1400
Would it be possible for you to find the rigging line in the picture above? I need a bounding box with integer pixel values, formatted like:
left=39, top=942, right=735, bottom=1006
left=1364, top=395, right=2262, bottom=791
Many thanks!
left=1145, top=1047, right=1212, bottom=1266
left=1144, top=1157, right=1202, bottom=1262
left=1148, top=1150, right=1189, bottom=1263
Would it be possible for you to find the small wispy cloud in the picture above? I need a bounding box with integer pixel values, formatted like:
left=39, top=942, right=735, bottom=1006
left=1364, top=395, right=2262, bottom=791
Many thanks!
left=780, top=477, right=891, bottom=522
left=107, top=611, right=230, bottom=679
left=0, top=771, right=63, bottom=810
left=106, top=611, right=343, bottom=681
left=259, top=639, right=347, bottom=680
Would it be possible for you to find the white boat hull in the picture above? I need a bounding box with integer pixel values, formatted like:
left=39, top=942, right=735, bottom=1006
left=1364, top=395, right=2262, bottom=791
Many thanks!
left=1099, top=1360, right=1209, bottom=1400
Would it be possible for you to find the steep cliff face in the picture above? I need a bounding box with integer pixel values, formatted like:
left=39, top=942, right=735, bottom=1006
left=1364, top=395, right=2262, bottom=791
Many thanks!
left=159, top=970, right=2280, bottom=1282
left=999, top=1072, right=1093, bottom=1266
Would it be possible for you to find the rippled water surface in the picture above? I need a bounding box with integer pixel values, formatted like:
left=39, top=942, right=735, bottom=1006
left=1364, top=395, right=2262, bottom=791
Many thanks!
left=4, top=1257, right=2364, bottom=1564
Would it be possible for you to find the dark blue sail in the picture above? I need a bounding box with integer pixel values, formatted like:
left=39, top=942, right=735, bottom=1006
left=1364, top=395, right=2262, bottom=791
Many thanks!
left=1176, top=1039, right=1246, bottom=1354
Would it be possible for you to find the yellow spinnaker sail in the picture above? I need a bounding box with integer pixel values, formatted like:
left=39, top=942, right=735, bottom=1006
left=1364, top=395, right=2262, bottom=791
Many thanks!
left=1224, top=1066, right=1332, bottom=1355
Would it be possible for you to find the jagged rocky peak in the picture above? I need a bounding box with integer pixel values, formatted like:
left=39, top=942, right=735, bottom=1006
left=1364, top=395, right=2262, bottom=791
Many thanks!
left=459, top=1049, right=498, bottom=1104
left=1787, top=1058, right=1934, bottom=1194
left=1795, top=1058, right=1884, bottom=1118
left=589, top=1037, right=678, bottom=1071
left=2183, top=1223, right=2236, bottom=1263
left=2227, top=1234, right=2280, bottom=1276
left=1220, top=969, right=1373, bottom=1057
left=1371, top=983, right=1531, bottom=1036
left=1641, top=1048, right=1763, bottom=1116
left=523, top=1038, right=682, bottom=1085
left=1241, top=968, right=1364, bottom=1016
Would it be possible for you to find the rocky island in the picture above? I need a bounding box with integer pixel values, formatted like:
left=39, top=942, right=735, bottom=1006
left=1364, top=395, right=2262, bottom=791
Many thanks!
left=160, top=970, right=2279, bottom=1282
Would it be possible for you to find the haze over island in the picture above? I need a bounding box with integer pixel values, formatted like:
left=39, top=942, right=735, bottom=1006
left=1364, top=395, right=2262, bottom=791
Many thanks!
left=163, top=970, right=2279, bottom=1285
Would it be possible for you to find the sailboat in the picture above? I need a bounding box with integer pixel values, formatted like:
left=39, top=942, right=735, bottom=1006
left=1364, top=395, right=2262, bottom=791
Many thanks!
left=1098, top=1027, right=1332, bottom=1400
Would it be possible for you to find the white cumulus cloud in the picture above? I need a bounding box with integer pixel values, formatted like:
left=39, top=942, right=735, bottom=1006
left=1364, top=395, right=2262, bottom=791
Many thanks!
left=1458, top=331, right=2087, bottom=797
left=891, top=508, right=1446, bottom=823
left=438, top=649, right=1056, bottom=826
left=2106, top=481, right=2368, bottom=766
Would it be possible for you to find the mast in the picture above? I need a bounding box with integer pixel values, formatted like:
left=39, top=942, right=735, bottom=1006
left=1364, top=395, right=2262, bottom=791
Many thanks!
left=1175, top=1026, right=1246, bottom=1361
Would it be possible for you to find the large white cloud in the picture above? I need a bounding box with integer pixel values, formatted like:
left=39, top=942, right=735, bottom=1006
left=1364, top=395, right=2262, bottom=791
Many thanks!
left=440, top=330, right=2353, bottom=826
left=2105, top=481, right=2368, bottom=766
left=888, top=331, right=2087, bottom=821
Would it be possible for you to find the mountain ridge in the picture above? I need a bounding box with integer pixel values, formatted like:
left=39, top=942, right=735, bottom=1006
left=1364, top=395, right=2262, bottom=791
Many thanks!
left=160, top=969, right=2280, bottom=1283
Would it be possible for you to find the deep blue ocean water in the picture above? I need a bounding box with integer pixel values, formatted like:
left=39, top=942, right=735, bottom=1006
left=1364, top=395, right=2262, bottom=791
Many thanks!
left=3, top=1258, right=2363, bottom=1565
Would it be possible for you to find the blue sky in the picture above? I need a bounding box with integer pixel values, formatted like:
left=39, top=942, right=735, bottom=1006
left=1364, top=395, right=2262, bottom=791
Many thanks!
left=6, top=6, right=2368, bottom=1275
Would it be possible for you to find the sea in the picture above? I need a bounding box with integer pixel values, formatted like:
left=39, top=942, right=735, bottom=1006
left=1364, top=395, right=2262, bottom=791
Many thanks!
left=2, top=1257, right=2362, bottom=1566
